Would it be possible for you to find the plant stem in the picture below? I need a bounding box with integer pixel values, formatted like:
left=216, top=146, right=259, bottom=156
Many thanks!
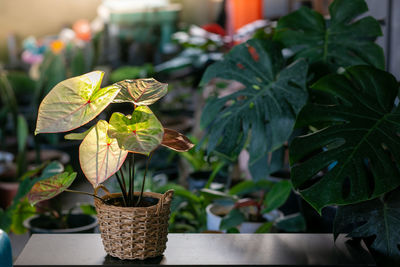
left=115, top=172, right=127, bottom=207
left=136, top=152, right=153, bottom=206
left=64, top=189, right=106, bottom=204
left=119, top=166, right=128, bottom=204
left=129, top=153, right=135, bottom=206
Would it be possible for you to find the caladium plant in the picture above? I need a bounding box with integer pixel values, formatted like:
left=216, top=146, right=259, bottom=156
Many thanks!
left=32, top=71, right=194, bottom=207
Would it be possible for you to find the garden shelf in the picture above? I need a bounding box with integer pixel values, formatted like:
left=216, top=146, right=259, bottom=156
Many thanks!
left=14, top=233, right=375, bottom=266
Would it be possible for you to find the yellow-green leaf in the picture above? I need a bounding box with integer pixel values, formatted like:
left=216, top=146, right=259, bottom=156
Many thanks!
left=79, top=120, right=128, bottom=187
left=35, top=71, right=121, bottom=134
left=113, top=78, right=167, bottom=106
left=108, top=106, right=164, bottom=155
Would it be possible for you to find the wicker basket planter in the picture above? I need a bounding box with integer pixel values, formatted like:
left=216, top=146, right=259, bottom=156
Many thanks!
left=94, top=190, right=174, bottom=260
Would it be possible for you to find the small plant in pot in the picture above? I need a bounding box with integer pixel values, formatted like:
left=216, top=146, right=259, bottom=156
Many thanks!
left=206, top=179, right=293, bottom=233
left=32, top=71, right=194, bottom=260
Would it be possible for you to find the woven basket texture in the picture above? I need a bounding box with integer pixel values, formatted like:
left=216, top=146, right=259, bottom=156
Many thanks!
left=94, top=190, right=174, bottom=260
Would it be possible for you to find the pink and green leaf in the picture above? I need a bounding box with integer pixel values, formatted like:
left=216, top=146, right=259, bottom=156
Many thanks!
left=35, top=71, right=121, bottom=134
left=27, top=172, right=77, bottom=205
left=108, top=106, right=164, bottom=155
left=79, top=120, right=128, bottom=188
left=113, top=78, right=167, bottom=106
left=161, top=128, right=194, bottom=152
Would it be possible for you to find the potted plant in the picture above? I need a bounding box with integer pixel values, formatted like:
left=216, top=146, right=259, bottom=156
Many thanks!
left=31, top=71, right=194, bottom=260
left=206, top=179, right=291, bottom=233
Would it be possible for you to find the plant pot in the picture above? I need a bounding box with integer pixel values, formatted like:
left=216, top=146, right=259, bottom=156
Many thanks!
left=0, top=181, right=19, bottom=210
left=94, top=190, right=174, bottom=260
left=206, top=203, right=283, bottom=233
left=23, top=214, right=98, bottom=234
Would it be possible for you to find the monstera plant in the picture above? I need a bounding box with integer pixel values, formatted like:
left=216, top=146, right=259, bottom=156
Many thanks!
left=200, top=39, right=308, bottom=178
left=289, top=66, right=400, bottom=261
left=31, top=71, right=193, bottom=207
left=274, top=0, right=384, bottom=71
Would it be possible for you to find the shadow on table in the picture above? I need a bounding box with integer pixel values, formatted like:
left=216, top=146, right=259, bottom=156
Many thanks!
left=103, top=255, right=164, bottom=265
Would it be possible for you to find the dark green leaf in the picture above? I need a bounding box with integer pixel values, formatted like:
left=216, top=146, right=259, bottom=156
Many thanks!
left=220, top=209, right=245, bottom=230
left=275, top=0, right=384, bottom=69
left=200, top=39, right=308, bottom=163
left=334, top=188, right=400, bottom=260
left=263, top=180, right=292, bottom=213
left=290, top=66, right=400, bottom=212
left=255, top=222, right=274, bottom=233
left=275, top=213, right=306, bottom=232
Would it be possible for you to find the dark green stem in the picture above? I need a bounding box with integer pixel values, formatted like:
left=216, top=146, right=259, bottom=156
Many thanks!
left=129, top=153, right=135, bottom=206
left=115, top=172, right=127, bottom=207
left=136, top=152, right=153, bottom=206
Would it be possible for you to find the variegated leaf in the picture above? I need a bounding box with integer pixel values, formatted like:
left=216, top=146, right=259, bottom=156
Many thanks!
left=28, top=172, right=77, bottom=205
left=80, top=120, right=128, bottom=187
left=113, top=78, right=167, bottom=106
left=35, top=71, right=121, bottom=134
left=108, top=106, right=164, bottom=155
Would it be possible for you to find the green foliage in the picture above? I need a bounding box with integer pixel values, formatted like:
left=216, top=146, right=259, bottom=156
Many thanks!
left=0, top=161, right=69, bottom=232
left=275, top=213, right=306, bottom=232
left=220, top=209, right=245, bottom=230
left=334, top=189, right=400, bottom=259
left=263, top=180, right=292, bottom=213
left=200, top=39, right=308, bottom=165
left=290, top=66, right=400, bottom=212
left=156, top=184, right=207, bottom=232
left=275, top=0, right=384, bottom=70
left=110, top=64, right=154, bottom=84
left=79, top=204, right=97, bottom=215
left=11, top=199, right=36, bottom=234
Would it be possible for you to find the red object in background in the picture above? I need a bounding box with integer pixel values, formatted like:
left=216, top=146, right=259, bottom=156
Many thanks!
left=73, top=19, right=91, bottom=41
left=226, top=0, right=263, bottom=36
left=202, top=23, right=226, bottom=36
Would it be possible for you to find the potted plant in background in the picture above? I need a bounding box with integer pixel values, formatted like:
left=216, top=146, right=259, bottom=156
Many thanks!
left=206, top=179, right=293, bottom=233
left=31, top=71, right=194, bottom=260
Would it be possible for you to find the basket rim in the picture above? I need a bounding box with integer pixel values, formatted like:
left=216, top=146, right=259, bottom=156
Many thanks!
left=95, top=191, right=165, bottom=212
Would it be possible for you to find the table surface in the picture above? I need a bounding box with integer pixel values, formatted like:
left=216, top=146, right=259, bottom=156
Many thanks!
left=14, top=233, right=375, bottom=266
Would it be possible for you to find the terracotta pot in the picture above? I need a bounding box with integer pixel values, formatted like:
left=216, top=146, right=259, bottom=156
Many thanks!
left=0, top=181, right=19, bottom=209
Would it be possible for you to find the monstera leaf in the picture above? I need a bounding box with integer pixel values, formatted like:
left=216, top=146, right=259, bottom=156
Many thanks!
left=79, top=120, right=128, bottom=187
left=200, top=39, right=308, bottom=163
left=35, top=71, right=121, bottom=134
left=113, top=78, right=168, bottom=106
left=334, top=188, right=400, bottom=260
left=290, top=66, right=400, bottom=212
left=27, top=172, right=77, bottom=205
left=108, top=106, right=164, bottom=155
left=161, top=128, right=194, bottom=152
left=275, top=0, right=384, bottom=70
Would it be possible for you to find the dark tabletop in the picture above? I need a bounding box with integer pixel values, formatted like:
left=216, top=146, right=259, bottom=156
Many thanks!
left=14, top=233, right=375, bottom=266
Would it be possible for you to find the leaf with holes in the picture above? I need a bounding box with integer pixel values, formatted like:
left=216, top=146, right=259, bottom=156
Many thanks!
left=161, top=128, right=194, bottom=152
left=80, top=120, right=128, bottom=187
left=35, top=71, right=121, bottom=134
left=274, top=0, right=384, bottom=69
left=113, top=78, right=168, bottom=106
left=334, top=188, right=400, bottom=260
left=108, top=106, right=164, bottom=155
left=289, top=66, right=400, bottom=212
left=200, top=39, right=308, bottom=163
left=27, top=171, right=77, bottom=205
